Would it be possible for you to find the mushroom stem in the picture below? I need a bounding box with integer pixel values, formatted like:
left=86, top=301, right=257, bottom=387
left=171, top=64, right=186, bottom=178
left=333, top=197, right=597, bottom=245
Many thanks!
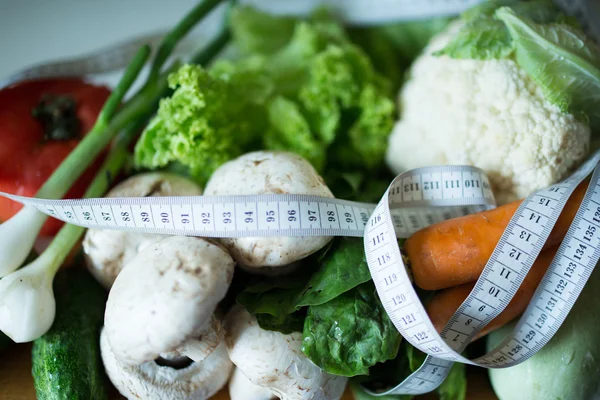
left=178, top=318, right=223, bottom=363
left=179, top=339, right=218, bottom=363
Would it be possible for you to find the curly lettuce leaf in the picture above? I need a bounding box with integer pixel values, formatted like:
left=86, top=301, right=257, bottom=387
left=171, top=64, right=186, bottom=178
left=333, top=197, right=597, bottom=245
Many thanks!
left=134, top=64, right=271, bottom=184
left=136, top=6, right=395, bottom=182
left=496, top=7, right=600, bottom=131
left=302, top=282, right=401, bottom=377
left=265, top=96, right=326, bottom=171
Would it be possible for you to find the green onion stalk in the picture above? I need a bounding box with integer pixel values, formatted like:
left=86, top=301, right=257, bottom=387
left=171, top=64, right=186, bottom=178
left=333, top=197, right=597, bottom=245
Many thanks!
left=0, top=0, right=228, bottom=278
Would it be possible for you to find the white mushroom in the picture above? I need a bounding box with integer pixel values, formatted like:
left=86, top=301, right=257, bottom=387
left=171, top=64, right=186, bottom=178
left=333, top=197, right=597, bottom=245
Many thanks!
left=83, top=172, right=202, bottom=288
left=229, top=367, right=275, bottom=400
left=205, top=151, right=334, bottom=270
left=104, top=235, right=234, bottom=365
left=101, top=329, right=232, bottom=400
left=224, top=305, right=347, bottom=400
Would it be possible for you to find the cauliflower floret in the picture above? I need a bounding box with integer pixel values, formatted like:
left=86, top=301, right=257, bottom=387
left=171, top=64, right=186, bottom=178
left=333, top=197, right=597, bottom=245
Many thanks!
left=386, top=22, right=590, bottom=204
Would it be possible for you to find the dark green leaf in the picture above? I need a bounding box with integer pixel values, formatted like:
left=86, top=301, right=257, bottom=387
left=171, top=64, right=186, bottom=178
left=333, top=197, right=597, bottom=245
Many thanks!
left=237, top=237, right=372, bottom=330
left=302, top=282, right=401, bottom=377
left=297, top=237, right=372, bottom=307
left=236, top=277, right=306, bottom=323
left=377, top=18, right=452, bottom=61
left=0, top=332, right=11, bottom=351
left=349, top=381, right=413, bottom=400
left=325, top=170, right=365, bottom=200
left=353, top=341, right=466, bottom=400
left=256, top=312, right=306, bottom=334
left=438, top=362, right=467, bottom=400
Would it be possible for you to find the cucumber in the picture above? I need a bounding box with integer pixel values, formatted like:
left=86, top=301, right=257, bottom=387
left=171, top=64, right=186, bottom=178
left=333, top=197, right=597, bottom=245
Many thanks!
left=32, top=268, right=108, bottom=400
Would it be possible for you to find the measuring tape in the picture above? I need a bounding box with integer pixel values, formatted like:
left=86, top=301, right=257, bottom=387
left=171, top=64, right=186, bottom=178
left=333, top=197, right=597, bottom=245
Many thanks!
left=363, top=148, right=600, bottom=395
left=0, top=166, right=492, bottom=239
left=2, top=0, right=600, bottom=396
left=2, top=154, right=600, bottom=396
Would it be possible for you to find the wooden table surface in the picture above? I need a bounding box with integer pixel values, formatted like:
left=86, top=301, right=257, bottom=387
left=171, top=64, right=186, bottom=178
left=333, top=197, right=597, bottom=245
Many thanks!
left=0, top=343, right=498, bottom=400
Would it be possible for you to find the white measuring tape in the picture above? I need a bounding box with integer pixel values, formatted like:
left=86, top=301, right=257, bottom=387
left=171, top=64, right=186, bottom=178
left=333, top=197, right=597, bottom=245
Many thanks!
left=0, top=166, right=492, bottom=239
left=2, top=0, right=600, bottom=396
left=363, top=149, right=600, bottom=395
left=1, top=154, right=600, bottom=396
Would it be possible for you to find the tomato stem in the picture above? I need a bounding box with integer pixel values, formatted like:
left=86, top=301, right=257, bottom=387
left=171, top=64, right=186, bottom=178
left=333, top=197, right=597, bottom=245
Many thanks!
left=32, top=94, right=81, bottom=141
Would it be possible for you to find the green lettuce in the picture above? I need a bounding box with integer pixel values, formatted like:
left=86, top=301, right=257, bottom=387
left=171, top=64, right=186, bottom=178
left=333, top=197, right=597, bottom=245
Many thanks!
left=134, top=6, right=395, bottom=183
left=133, top=64, right=271, bottom=184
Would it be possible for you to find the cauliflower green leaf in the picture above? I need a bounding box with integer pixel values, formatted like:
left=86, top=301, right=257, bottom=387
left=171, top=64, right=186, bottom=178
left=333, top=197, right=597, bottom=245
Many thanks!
left=497, top=7, right=600, bottom=132
left=437, top=0, right=567, bottom=60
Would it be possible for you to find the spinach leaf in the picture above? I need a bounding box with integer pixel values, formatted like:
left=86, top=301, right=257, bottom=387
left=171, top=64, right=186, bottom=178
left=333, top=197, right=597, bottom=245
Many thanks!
left=438, top=362, right=467, bottom=400
left=256, top=312, right=306, bottom=334
left=236, top=275, right=307, bottom=324
left=237, top=237, right=373, bottom=333
left=496, top=6, right=600, bottom=131
left=297, top=237, right=371, bottom=306
left=302, top=282, right=401, bottom=376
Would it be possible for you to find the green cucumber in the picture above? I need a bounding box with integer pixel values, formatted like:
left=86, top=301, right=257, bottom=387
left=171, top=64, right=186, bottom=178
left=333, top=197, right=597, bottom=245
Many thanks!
left=32, top=268, right=108, bottom=400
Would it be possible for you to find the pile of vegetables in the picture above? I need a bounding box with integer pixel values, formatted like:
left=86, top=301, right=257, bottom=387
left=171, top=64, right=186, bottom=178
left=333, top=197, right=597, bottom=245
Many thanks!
left=1, top=0, right=600, bottom=399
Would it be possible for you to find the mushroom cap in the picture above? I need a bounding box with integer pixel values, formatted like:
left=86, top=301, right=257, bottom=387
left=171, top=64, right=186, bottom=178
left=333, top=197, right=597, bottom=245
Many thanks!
left=105, top=236, right=235, bottom=365
left=224, top=305, right=347, bottom=400
left=229, top=367, right=275, bottom=400
left=83, top=172, right=202, bottom=288
left=205, top=151, right=334, bottom=268
left=101, top=329, right=232, bottom=400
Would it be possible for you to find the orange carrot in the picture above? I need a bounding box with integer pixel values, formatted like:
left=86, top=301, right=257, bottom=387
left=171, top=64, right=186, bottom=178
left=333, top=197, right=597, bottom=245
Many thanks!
left=426, top=246, right=558, bottom=340
left=405, top=181, right=587, bottom=290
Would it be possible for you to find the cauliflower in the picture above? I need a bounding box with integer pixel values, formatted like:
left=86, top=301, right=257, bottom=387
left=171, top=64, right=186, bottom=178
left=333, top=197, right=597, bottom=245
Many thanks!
left=385, top=21, right=591, bottom=204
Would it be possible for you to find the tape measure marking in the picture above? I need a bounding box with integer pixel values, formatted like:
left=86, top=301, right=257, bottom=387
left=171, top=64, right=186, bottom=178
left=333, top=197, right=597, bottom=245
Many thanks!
left=0, top=166, right=493, bottom=240
left=363, top=149, right=600, bottom=396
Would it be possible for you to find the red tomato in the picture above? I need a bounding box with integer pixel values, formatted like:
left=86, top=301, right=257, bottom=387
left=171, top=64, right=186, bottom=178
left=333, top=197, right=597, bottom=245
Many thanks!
left=0, top=78, right=111, bottom=236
